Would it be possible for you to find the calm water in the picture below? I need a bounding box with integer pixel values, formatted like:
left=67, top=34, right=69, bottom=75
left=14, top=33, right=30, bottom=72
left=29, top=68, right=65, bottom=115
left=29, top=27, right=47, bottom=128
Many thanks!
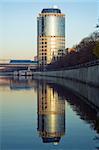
left=0, top=76, right=99, bottom=150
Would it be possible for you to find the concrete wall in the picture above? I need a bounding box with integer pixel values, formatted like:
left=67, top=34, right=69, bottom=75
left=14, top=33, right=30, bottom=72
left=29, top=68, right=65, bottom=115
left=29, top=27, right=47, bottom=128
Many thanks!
left=33, top=75, right=99, bottom=110
left=33, top=64, right=99, bottom=87
left=33, top=64, right=99, bottom=109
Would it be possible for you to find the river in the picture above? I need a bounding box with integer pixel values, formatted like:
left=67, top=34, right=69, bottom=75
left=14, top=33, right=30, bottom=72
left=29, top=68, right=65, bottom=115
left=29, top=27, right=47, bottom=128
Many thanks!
left=0, top=76, right=99, bottom=150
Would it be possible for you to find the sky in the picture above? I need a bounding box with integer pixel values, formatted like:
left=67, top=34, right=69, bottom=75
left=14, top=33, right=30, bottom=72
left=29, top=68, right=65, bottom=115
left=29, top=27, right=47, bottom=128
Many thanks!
left=0, top=0, right=99, bottom=60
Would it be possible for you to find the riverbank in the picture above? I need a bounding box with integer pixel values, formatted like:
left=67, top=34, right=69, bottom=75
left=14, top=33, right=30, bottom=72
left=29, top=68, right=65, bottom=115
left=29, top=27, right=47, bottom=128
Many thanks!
left=33, top=75, right=99, bottom=110
left=33, top=63, right=99, bottom=88
left=33, top=63, right=99, bottom=109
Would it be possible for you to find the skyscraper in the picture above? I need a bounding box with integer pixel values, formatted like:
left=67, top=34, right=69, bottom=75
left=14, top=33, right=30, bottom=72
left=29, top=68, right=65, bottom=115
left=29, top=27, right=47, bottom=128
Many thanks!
left=37, top=7, right=65, bottom=67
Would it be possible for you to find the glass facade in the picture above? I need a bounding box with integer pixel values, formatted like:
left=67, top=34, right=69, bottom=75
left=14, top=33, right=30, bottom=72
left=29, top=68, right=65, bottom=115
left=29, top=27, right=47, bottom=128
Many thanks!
left=37, top=8, right=65, bottom=66
left=38, top=16, right=65, bottom=36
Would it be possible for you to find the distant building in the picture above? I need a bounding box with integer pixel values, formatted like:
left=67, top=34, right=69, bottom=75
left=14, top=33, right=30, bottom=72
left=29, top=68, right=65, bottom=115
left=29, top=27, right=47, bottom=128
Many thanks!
left=68, top=48, right=76, bottom=53
left=10, top=60, right=38, bottom=64
left=34, top=56, right=38, bottom=61
left=37, top=7, right=65, bottom=67
left=10, top=60, right=38, bottom=70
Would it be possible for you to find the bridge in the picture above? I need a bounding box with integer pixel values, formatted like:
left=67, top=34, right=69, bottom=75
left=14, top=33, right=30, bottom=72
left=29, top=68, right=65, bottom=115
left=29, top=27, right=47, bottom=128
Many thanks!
left=0, top=59, right=38, bottom=72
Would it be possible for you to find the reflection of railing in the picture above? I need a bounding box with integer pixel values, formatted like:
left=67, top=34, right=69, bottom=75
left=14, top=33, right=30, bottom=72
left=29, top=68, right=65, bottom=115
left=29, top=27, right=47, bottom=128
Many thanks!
left=46, top=59, right=99, bottom=71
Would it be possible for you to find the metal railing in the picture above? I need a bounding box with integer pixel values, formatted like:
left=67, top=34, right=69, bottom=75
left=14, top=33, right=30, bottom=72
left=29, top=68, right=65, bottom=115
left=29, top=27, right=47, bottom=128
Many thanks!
left=45, top=59, right=99, bottom=71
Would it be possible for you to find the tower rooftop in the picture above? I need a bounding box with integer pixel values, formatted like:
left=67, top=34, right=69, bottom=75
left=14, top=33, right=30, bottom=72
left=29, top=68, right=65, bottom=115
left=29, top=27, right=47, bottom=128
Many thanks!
left=41, top=8, right=61, bottom=13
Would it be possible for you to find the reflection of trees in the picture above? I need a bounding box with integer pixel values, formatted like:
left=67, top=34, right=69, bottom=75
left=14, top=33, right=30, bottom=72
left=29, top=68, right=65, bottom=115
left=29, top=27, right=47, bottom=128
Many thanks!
left=47, top=82, right=99, bottom=134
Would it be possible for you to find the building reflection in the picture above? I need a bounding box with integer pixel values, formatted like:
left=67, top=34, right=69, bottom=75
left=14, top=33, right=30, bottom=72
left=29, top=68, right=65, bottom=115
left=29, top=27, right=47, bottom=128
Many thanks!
left=48, top=82, right=99, bottom=134
left=10, top=76, right=37, bottom=90
left=0, top=76, right=38, bottom=91
left=37, top=81, right=65, bottom=144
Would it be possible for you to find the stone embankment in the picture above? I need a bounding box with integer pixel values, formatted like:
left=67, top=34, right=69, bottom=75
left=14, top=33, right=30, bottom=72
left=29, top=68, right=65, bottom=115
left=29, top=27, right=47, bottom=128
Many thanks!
left=33, top=60, right=99, bottom=109
left=33, top=60, right=99, bottom=87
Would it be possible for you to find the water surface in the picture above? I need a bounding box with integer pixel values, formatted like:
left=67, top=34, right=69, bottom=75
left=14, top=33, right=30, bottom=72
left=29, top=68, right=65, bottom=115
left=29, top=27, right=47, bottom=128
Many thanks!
left=0, top=76, right=99, bottom=150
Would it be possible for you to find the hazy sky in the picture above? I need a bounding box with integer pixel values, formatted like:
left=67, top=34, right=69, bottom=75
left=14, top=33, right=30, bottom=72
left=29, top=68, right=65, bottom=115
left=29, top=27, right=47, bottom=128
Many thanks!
left=0, top=0, right=98, bottom=60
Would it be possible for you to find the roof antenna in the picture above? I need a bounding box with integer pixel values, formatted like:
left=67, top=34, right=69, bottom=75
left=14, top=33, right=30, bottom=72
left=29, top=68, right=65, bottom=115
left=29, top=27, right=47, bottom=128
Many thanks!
left=53, top=5, right=58, bottom=9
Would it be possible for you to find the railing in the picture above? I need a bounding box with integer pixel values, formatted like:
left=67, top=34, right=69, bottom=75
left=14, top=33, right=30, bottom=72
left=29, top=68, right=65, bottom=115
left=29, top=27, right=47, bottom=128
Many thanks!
left=45, top=59, right=99, bottom=71
left=64, top=59, right=99, bottom=70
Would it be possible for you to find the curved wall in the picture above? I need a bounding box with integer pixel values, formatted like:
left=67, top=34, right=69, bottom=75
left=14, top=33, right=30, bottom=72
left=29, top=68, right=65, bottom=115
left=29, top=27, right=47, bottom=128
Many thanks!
left=33, top=64, right=99, bottom=108
left=34, top=65, right=99, bottom=87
